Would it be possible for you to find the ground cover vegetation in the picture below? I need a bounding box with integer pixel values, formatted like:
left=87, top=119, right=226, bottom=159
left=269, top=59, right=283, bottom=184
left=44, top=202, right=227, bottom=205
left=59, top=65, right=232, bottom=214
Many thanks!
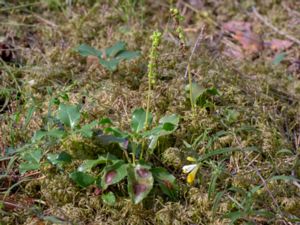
left=0, top=0, right=300, bottom=224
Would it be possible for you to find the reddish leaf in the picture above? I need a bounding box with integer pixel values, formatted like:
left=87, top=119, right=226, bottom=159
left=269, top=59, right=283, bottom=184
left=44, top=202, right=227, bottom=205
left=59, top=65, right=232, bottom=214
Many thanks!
left=86, top=55, right=100, bottom=68
left=134, top=183, right=147, bottom=195
left=136, top=168, right=150, bottom=178
left=222, top=21, right=252, bottom=33
left=233, top=31, right=263, bottom=54
left=267, top=39, right=293, bottom=51
left=105, top=170, right=117, bottom=184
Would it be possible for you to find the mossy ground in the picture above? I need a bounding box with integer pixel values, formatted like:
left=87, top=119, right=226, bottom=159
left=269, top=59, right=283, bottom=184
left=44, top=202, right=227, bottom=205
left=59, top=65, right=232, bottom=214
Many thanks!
left=1, top=1, right=300, bottom=224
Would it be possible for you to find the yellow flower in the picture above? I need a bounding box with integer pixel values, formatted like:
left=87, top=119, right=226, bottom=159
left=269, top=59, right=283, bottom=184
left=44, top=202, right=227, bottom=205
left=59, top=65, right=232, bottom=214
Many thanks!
left=186, top=156, right=197, bottom=162
left=187, top=165, right=199, bottom=185
left=182, top=164, right=199, bottom=185
left=182, top=164, right=197, bottom=174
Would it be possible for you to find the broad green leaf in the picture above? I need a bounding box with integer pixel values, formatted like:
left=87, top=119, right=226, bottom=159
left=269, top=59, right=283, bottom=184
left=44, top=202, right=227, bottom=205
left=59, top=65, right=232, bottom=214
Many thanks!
left=272, top=52, right=286, bottom=65
left=104, top=127, right=128, bottom=138
left=101, top=192, right=116, bottom=206
left=151, top=167, right=178, bottom=199
left=131, top=108, right=152, bottom=133
left=57, top=104, right=81, bottom=129
left=99, top=117, right=113, bottom=125
left=78, top=120, right=98, bottom=138
left=19, top=148, right=42, bottom=174
left=93, top=133, right=128, bottom=149
left=116, top=50, right=140, bottom=60
left=98, top=57, right=120, bottom=71
left=185, top=83, right=219, bottom=107
left=47, top=151, right=72, bottom=166
left=32, top=129, right=66, bottom=142
left=127, top=164, right=153, bottom=204
left=105, top=41, right=126, bottom=57
left=185, top=82, right=204, bottom=105
left=75, top=44, right=102, bottom=57
left=69, top=171, right=95, bottom=188
left=144, top=114, right=179, bottom=150
left=159, top=114, right=180, bottom=125
left=101, top=160, right=128, bottom=190
left=78, top=155, right=117, bottom=172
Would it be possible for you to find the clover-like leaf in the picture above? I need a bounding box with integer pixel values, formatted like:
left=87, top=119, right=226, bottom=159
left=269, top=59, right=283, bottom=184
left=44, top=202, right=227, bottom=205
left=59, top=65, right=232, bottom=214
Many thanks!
left=131, top=108, right=152, bottom=133
left=32, top=129, right=66, bottom=142
left=78, top=120, right=98, bottom=138
left=69, top=171, right=95, bottom=188
left=116, top=50, right=140, bottom=61
left=76, top=42, right=140, bottom=72
left=101, top=160, right=128, bottom=190
left=105, top=41, right=126, bottom=58
left=127, top=164, right=153, bottom=204
left=47, top=151, right=72, bottom=167
left=19, top=148, right=42, bottom=174
left=57, top=104, right=81, bottom=129
left=75, top=44, right=102, bottom=57
left=151, top=167, right=178, bottom=199
left=78, top=154, right=117, bottom=172
left=143, top=114, right=179, bottom=150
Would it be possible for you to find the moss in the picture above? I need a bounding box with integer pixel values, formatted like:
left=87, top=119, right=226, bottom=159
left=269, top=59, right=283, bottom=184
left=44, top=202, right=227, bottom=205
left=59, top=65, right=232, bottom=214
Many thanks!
left=40, top=174, right=79, bottom=206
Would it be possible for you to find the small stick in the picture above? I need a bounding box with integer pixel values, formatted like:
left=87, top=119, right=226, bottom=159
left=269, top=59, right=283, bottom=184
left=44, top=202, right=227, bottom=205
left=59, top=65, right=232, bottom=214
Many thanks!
left=252, top=6, right=300, bottom=46
left=184, top=26, right=205, bottom=79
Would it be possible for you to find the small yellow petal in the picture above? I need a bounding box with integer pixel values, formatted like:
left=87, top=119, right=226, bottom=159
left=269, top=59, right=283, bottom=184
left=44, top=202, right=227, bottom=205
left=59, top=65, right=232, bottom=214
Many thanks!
left=187, top=166, right=199, bottom=185
left=186, top=156, right=196, bottom=162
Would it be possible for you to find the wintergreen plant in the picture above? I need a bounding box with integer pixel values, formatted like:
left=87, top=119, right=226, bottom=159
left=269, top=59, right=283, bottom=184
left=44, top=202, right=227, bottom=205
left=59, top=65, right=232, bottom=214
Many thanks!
left=19, top=101, right=180, bottom=205
left=70, top=107, right=180, bottom=204
left=75, top=41, right=140, bottom=72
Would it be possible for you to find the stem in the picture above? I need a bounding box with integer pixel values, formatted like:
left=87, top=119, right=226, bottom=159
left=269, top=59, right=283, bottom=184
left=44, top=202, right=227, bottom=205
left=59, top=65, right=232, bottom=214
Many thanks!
left=145, top=78, right=151, bottom=130
left=188, top=63, right=195, bottom=116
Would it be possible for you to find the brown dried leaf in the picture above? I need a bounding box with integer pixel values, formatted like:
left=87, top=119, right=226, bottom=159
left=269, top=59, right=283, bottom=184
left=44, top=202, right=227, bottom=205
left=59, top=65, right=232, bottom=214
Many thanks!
left=233, top=31, right=263, bottom=54
left=222, top=21, right=252, bottom=33
left=268, top=39, right=293, bottom=51
left=86, top=55, right=100, bottom=68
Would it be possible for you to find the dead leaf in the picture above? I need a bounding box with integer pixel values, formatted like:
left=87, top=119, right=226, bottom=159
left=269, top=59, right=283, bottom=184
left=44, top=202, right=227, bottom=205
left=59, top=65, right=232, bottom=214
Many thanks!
left=222, top=21, right=252, bottom=33
left=222, top=21, right=263, bottom=54
left=266, top=39, right=293, bottom=51
left=86, top=55, right=100, bottom=69
left=233, top=31, right=264, bottom=54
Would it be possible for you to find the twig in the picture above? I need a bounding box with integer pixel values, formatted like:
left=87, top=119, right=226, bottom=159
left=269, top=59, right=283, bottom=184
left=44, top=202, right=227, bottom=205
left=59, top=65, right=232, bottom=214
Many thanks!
left=32, top=13, right=58, bottom=28
left=184, top=25, right=205, bottom=79
left=254, top=167, right=281, bottom=211
left=252, top=6, right=300, bottom=46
